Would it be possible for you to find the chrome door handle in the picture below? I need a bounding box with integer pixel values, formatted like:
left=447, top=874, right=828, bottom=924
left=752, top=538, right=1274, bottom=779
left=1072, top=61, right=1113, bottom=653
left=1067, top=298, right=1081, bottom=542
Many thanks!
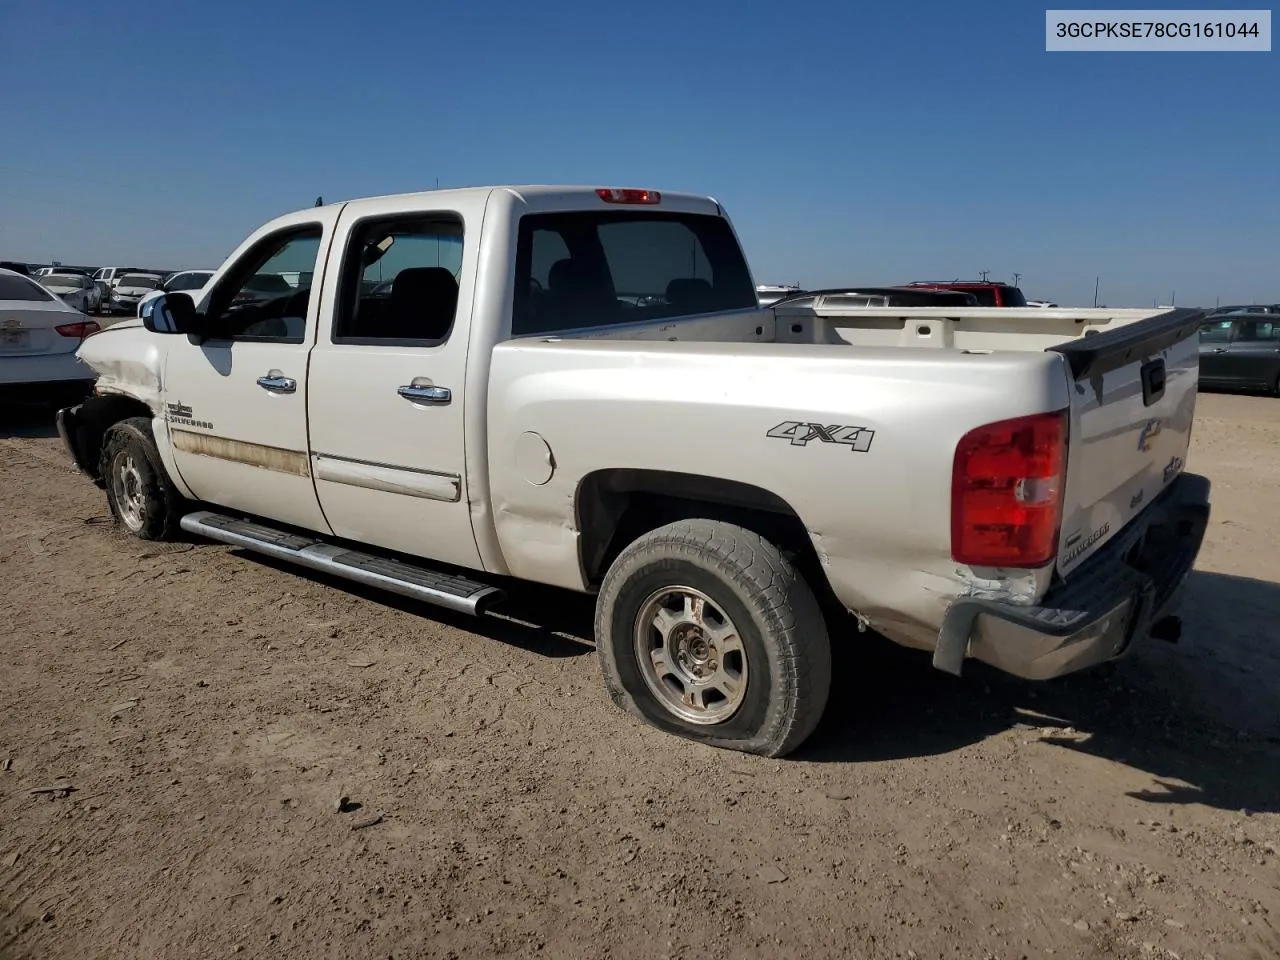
left=397, top=384, right=451, bottom=404
left=1211, top=348, right=1227, bottom=354
left=257, top=375, right=297, bottom=393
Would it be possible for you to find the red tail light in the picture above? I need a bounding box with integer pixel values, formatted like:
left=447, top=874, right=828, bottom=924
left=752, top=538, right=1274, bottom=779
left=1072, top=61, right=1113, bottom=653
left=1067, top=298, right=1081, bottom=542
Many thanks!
left=596, top=188, right=661, bottom=205
left=951, top=409, right=1068, bottom=567
left=55, top=321, right=101, bottom=339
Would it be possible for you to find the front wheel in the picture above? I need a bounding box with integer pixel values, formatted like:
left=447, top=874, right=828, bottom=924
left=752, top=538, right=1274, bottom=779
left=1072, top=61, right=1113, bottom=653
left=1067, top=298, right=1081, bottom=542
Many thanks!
left=595, top=519, right=832, bottom=757
left=99, top=417, right=186, bottom=541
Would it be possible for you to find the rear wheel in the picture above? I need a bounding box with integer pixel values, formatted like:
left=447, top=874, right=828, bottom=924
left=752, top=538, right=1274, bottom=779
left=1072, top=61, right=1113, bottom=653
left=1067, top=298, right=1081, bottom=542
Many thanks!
left=99, top=417, right=185, bottom=541
left=595, top=519, right=832, bottom=757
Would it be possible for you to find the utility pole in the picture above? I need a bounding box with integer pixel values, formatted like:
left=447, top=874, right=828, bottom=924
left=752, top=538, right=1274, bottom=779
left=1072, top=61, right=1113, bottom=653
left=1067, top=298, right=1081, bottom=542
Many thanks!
left=979, top=269, right=991, bottom=282
left=1093, top=276, right=1100, bottom=308
left=1012, top=273, right=1021, bottom=287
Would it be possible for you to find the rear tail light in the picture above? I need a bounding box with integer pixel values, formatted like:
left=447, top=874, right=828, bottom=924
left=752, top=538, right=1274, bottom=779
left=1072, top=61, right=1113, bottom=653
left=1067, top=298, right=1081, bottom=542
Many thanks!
left=55, top=321, right=101, bottom=339
left=951, top=409, right=1068, bottom=568
left=596, top=188, right=661, bottom=205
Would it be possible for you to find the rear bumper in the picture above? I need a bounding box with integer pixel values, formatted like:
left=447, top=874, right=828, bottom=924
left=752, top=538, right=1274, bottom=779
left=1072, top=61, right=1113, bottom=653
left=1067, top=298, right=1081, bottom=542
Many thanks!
left=934, top=472, right=1211, bottom=681
left=0, top=351, right=93, bottom=387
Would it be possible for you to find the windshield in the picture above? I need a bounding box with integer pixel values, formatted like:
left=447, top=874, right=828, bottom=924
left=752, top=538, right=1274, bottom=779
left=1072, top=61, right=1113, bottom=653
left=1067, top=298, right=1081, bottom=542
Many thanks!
left=167, top=271, right=213, bottom=291
left=0, top=275, right=56, bottom=301
left=119, top=275, right=161, bottom=289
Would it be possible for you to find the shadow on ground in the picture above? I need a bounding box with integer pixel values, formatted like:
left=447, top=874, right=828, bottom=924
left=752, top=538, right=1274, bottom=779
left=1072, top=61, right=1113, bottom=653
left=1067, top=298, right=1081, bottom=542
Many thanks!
left=802, top=569, right=1280, bottom=814
left=232, top=549, right=597, bottom=660
left=0, top=401, right=60, bottom=440
left=221, top=544, right=1278, bottom=812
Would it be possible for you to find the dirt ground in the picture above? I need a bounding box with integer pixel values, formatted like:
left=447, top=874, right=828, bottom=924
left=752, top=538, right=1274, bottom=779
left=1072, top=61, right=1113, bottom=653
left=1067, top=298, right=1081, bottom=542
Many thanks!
left=1, top=391, right=1277, bottom=960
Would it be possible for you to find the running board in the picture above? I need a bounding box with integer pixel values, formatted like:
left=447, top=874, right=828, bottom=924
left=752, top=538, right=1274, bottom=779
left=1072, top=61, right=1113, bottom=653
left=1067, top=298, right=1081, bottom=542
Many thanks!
left=179, top=510, right=505, bottom=616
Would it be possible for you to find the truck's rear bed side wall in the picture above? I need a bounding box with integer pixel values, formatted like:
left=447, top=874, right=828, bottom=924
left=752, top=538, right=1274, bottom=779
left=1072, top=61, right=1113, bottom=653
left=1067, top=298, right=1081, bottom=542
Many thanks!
left=485, top=338, right=1072, bottom=648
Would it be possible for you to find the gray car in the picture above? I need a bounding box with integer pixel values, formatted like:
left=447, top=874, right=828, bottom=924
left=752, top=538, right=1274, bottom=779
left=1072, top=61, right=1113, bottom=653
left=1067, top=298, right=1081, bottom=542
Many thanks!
left=1199, top=312, right=1280, bottom=395
left=109, top=273, right=165, bottom=315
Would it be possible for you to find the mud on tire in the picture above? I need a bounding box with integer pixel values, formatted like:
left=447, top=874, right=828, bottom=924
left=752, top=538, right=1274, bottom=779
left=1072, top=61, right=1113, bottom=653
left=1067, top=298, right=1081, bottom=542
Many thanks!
left=99, top=416, right=186, bottom=541
left=594, top=518, right=832, bottom=758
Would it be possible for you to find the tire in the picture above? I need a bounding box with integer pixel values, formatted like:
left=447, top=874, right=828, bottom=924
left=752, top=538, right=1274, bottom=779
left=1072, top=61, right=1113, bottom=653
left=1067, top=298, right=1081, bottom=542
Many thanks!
left=99, top=417, right=185, bottom=541
left=595, top=519, right=832, bottom=757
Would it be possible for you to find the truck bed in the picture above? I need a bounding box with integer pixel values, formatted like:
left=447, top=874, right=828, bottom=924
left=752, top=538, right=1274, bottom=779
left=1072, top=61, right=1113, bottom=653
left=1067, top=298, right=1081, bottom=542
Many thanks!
left=492, top=299, right=1205, bottom=646
left=530, top=298, right=1180, bottom=354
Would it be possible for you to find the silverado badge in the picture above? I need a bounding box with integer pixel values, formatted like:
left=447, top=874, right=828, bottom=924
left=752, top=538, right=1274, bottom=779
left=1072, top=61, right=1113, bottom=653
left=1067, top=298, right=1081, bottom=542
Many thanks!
left=1137, top=418, right=1162, bottom=452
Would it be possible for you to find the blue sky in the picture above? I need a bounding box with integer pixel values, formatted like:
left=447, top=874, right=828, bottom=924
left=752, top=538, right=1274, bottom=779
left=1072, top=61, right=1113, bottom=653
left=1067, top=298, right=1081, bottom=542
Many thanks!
left=1, top=0, right=1276, bottom=306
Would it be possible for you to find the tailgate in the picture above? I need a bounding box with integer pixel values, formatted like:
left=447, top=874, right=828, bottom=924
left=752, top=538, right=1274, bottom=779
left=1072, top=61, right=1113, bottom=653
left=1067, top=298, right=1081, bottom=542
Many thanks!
left=1049, top=308, right=1205, bottom=576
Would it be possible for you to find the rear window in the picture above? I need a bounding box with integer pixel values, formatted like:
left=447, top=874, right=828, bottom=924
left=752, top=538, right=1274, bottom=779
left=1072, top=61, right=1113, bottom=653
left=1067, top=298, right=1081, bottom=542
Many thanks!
left=47, top=273, right=88, bottom=287
left=512, top=211, right=756, bottom=336
left=0, top=274, right=55, bottom=301
left=996, top=285, right=1028, bottom=307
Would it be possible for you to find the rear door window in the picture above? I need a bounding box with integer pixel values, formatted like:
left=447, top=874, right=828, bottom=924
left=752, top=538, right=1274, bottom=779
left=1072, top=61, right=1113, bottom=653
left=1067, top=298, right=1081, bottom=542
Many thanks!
left=1199, top=321, right=1233, bottom=343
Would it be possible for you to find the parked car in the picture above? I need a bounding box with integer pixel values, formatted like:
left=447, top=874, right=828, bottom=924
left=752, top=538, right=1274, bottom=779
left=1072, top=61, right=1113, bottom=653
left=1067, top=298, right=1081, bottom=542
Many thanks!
left=108, top=273, right=165, bottom=314
left=0, top=268, right=100, bottom=403
left=774, top=286, right=981, bottom=308
left=55, top=184, right=1210, bottom=757
left=136, top=269, right=215, bottom=316
left=0, top=261, right=32, bottom=276
left=1198, top=314, right=1280, bottom=395
left=756, top=284, right=804, bottom=307
left=91, top=267, right=142, bottom=309
left=40, top=272, right=101, bottom=313
left=905, top=281, right=1029, bottom=307
left=1026, top=300, right=1060, bottom=308
left=1205, top=304, right=1280, bottom=320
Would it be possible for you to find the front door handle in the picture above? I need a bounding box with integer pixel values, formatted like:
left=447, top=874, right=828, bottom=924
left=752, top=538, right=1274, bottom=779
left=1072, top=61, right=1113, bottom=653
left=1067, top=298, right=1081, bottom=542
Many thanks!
left=257, top=375, right=297, bottom=394
left=1212, top=348, right=1227, bottom=354
left=397, top=384, right=451, bottom=404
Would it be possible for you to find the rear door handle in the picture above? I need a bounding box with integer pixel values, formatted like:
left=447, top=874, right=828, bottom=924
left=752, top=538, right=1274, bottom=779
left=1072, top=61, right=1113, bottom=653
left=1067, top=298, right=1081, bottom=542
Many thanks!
left=257, top=375, right=297, bottom=393
left=398, top=384, right=451, bottom=404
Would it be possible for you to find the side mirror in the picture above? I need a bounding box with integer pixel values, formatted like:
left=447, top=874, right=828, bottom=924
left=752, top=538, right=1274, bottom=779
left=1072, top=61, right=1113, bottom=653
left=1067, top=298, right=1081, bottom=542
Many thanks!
left=142, top=292, right=199, bottom=334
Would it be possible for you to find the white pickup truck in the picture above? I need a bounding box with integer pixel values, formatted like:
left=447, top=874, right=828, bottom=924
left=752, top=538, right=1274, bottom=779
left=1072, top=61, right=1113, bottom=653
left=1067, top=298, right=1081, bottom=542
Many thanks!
left=56, top=185, right=1211, bottom=757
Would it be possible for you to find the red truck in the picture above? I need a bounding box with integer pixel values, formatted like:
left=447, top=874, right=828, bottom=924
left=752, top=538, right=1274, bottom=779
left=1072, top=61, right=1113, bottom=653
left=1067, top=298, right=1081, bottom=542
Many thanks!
left=905, top=280, right=1028, bottom=307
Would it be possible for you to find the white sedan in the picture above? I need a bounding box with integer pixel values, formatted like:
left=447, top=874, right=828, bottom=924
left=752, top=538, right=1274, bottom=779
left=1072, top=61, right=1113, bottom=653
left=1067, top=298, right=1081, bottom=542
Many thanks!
left=0, top=268, right=101, bottom=402
left=136, top=269, right=215, bottom=316
left=40, top=272, right=101, bottom=313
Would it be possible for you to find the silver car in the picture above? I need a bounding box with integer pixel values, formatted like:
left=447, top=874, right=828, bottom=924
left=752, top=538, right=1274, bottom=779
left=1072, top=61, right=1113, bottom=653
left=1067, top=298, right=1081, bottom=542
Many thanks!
left=109, top=273, right=165, bottom=315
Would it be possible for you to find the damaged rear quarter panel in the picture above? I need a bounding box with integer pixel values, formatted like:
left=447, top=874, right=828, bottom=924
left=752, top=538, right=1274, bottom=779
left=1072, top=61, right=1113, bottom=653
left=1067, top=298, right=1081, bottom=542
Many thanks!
left=484, top=337, right=1070, bottom=647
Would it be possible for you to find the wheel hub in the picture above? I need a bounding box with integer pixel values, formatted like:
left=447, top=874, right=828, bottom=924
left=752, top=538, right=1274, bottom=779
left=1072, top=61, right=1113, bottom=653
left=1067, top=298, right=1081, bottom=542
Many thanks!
left=113, top=453, right=147, bottom=532
left=673, top=627, right=717, bottom=680
left=633, top=586, right=748, bottom=726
